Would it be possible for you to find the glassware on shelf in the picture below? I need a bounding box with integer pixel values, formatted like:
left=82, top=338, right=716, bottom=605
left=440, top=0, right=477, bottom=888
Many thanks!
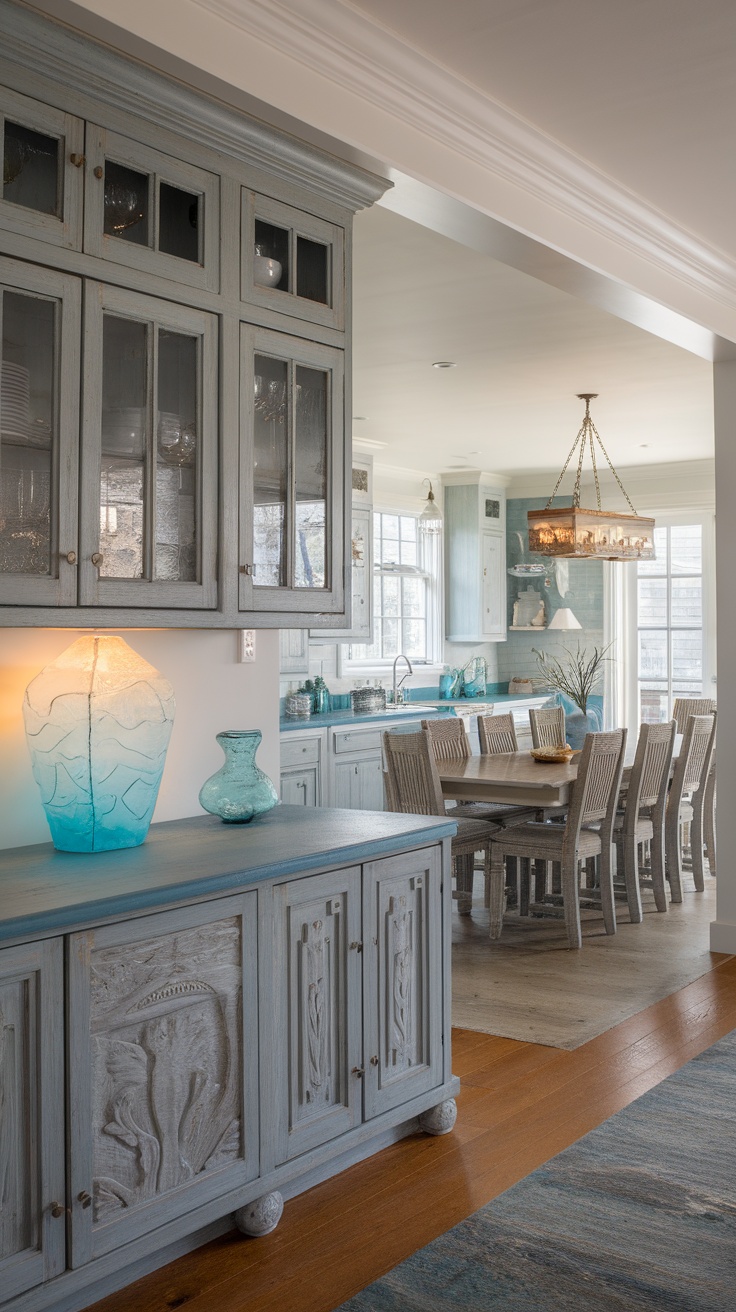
left=157, top=411, right=197, bottom=466
left=253, top=241, right=283, bottom=289
left=104, top=180, right=145, bottom=234
left=101, top=406, right=146, bottom=456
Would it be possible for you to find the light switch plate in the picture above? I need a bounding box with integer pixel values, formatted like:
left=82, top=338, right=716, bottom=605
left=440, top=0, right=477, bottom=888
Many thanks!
left=239, top=629, right=256, bottom=662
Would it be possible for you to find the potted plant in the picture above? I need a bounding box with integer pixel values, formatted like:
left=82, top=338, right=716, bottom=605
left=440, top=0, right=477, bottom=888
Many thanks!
left=532, top=643, right=611, bottom=748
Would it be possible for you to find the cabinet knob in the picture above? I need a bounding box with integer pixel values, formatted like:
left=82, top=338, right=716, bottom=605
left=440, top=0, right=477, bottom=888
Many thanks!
left=69, top=152, right=86, bottom=167
left=63, top=550, right=77, bottom=564
left=78, top=1191, right=93, bottom=1209
left=50, top=1201, right=68, bottom=1218
left=91, top=552, right=104, bottom=567
left=351, top=1066, right=364, bottom=1079
left=370, top=1055, right=379, bottom=1066
left=93, top=165, right=104, bottom=179
left=349, top=941, right=363, bottom=953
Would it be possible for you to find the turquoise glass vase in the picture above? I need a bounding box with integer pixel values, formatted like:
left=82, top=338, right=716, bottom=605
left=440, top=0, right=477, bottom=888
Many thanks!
left=199, top=730, right=279, bottom=823
left=564, top=706, right=601, bottom=750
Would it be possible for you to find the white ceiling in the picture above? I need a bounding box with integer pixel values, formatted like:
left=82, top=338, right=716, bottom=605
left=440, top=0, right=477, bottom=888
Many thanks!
left=352, top=204, right=714, bottom=477
left=348, top=0, right=736, bottom=260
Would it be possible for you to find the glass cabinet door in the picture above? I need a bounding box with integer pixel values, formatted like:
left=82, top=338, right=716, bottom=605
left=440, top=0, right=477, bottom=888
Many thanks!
left=239, top=326, right=345, bottom=614
left=1, top=86, right=84, bottom=249
left=84, top=127, right=220, bottom=292
left=0, top=257, right=80, bottom=606
left=80, top=283, right=218, bottom=609
left=242, top=192, right=345, bottom=331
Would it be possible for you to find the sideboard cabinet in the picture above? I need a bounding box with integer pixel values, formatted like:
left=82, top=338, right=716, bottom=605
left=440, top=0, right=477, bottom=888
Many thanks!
left=0, top=1, right=388, bottom=627
left=0, top=809, right=458, bottom=1312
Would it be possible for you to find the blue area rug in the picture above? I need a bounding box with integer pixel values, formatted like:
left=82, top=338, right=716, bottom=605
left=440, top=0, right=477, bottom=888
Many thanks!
left=338, top=1030, right=736, bottom=1311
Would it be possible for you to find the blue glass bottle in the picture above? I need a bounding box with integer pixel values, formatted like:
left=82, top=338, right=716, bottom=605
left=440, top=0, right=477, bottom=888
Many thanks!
left=199, top=730, right=279, bottom=823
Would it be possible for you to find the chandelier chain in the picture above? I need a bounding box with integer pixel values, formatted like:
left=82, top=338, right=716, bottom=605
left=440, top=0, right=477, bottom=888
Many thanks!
left=544, top=398, right=639, bottom=516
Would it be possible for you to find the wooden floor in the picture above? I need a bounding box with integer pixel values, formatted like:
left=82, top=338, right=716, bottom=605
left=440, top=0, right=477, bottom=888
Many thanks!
left=89, top=953, right=736, bottom=1312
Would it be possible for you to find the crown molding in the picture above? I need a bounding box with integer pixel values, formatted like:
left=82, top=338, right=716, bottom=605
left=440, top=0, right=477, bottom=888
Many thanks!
left=1, top=0, right=390, bottom=212
left=192, top=0, right=736, bottom=312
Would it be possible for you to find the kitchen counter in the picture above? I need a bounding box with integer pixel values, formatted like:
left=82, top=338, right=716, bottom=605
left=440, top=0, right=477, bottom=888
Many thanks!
left=280, top=689, right=552, bottom=731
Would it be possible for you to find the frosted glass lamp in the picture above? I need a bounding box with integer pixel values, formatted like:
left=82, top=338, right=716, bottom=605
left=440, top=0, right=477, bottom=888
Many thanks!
left=23, top=635, right=175, bottom=853
left=547, top=607, right=582, bottom=630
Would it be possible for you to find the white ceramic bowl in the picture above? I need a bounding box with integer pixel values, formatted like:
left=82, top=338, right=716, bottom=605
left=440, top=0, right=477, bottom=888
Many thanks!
left=254, top=254, right=282, bottom=288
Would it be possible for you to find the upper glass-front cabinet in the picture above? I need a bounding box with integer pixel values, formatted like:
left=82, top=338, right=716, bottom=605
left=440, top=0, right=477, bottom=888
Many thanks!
left=0, top=256, right=81, bottom=606
left=84, top=127, right=220, bottom=292
left=242, top=192, right=345, bottom=331
left=239, top=325, right=345, bottom=614
left=80, top=282, right=218, bottom=609
left=1, top=87, right=84, bottom=249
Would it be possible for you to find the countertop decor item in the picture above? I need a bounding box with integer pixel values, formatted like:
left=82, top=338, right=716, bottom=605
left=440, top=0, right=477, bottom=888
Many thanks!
left=527, top=394, right=655, bottom=560
left=23, top=634, right=175, bottom=852
left=198, top=729, right=279, bottom=823
left=285, top=692, right=312, bottom=718
left=351, top=686, right=386, bottom=714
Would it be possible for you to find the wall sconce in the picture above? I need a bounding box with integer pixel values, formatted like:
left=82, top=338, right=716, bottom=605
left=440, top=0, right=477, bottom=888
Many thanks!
left=23, top=634, right=175, bottom=852
left=418, top=479, right=442, bottom=534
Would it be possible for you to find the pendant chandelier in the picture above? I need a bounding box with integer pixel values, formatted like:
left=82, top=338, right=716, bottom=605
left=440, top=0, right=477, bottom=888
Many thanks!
left=527, top=394, right=655, bottom=561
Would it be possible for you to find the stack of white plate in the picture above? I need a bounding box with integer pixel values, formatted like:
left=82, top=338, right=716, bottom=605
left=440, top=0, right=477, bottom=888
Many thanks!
left=1, top=361, right=31, bottom=443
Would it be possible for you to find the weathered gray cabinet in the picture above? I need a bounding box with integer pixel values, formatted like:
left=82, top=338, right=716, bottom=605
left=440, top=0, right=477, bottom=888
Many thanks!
left=0, top=810, right=457, bottom=1312
left=0, top=1, right=388, bottom=628
left=0, top=939, right=65, bottom=1302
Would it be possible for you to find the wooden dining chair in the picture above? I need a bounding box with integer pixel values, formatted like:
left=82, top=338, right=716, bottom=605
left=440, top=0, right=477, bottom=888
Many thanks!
left=672, top=696, right=715, bottom=733
left=488, top=729, right=627, bottom=949
left=613, top=719, right=676, bottom=922
left=478, top=713, right=517, bottom=754
left=665, top=713, right=716, bottom=902
left=529, top=704, right=566, bottom=749
left=383, top=729, right=497, bottom=915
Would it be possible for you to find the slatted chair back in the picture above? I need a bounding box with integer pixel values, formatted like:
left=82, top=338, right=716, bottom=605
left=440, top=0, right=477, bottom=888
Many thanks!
left=529, top=704, right=566, bottom=749
left=566, top=729, right=627, bottom=845
left=382, top=767, right=398, bottom=812
left=478, top=712, right=518, bottom=755
left=421, top=716, right=471, bottom=761
left=623, top=720, right=676, bottom=838
left=382, top=730, right=446, bottom=818
left=676, top=713, right=715, bottom=797
left=672, top=697, right=715, bottom=735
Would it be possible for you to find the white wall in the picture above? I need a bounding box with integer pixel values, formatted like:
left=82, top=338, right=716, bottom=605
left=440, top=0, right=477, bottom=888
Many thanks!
left=0, top=628, right=280, bottom=850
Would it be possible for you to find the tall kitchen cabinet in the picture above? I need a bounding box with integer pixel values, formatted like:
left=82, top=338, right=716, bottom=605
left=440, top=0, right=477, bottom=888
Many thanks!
left=0, top=2, right=389, bottom=628
left=444, top=473, right=509, bottom=643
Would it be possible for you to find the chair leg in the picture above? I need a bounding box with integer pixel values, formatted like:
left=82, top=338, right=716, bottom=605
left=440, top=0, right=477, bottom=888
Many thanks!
left=488, top=848, right=506, bottom=939
left=704, top=769, right=716, bottom=876
left=621, top=831, right=643, bottom=923
left=454, top=853, right=474, bottom=915
left=691, top=795, right=706, bottom=892
left=665, top=807, right=684, bottom=904
left=562, top=855, right=582, bottom=949
left=533, top=859, right=548, bottom=903
left=519, top=858, right=531, bottom=917
left=599, top=841, right=617, bottom=936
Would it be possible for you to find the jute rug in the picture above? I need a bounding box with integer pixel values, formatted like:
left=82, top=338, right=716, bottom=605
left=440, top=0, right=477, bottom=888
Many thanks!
left=338, top=1027, right=736, bottom=1311
left=452, top=875, right=721, bottom=1048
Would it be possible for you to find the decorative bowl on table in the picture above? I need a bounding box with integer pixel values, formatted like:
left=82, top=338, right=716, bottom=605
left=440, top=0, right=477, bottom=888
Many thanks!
left=530, top=744, right=574, bottom=764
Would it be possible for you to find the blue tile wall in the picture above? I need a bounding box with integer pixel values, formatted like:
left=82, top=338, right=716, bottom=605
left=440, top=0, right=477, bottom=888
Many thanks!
left=499, top=496, right=605, bottom=682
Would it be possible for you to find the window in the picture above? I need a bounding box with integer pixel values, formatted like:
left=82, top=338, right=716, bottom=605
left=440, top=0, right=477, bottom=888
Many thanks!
left=346, top=511, right=441, bottom=666
left=635, top=522, right=711, bottom=723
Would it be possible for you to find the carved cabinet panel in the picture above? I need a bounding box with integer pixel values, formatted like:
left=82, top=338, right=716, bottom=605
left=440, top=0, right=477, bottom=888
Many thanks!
left=269, top=867, right=362, bottom=1166
left=0, top=939, right=65, bottom=1301
left=362, top=848, right=443, bottom=1119
left=68, top=895, right=258, bottom=1264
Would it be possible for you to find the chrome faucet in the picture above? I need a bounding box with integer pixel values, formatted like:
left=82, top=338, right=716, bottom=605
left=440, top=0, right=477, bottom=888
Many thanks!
left=392, top=653, right=413, bottom=705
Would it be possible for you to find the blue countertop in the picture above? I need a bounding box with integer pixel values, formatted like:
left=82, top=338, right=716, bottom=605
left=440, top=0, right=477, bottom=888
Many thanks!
left=281, top=689, right=552, bottom=731
left=0, top=808, right=456, bottom=945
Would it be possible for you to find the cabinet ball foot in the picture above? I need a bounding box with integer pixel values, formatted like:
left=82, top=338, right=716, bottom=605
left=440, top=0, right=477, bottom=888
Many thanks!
left=235, top=1191, right=284, bottom=1236
left=419, top=1098, right=457, bottom=1136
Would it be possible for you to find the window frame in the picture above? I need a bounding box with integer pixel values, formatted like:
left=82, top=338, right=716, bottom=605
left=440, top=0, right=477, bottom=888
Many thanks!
left=338, top=508, right=444, bottom=675
left=619, top=510, right=716, bottom=735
